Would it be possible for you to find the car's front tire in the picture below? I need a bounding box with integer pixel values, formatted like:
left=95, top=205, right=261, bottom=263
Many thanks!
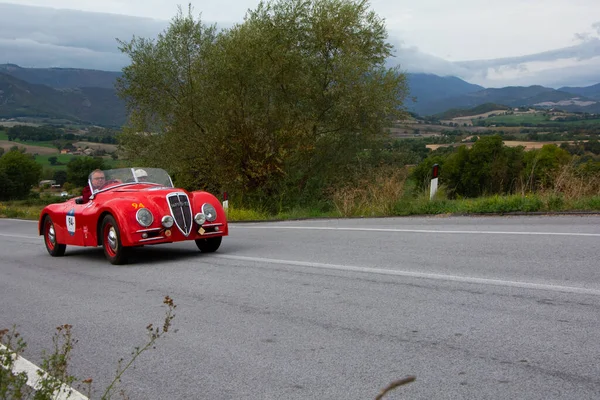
left=195, top=236, right=222, bottom=253
left=101, top=214, right=129, bottom=265
left=43, top=216, right=66, bottom=257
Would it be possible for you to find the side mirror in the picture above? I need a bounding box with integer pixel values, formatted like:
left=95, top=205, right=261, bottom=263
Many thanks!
left=75, top=197, right=84, bottom=205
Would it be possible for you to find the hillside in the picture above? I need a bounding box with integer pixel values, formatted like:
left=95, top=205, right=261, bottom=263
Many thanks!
left=0, top=73, right=126, bottom=126
left=435, top=103, right=511, bottom=119
left=558, top=83, right=600, bottom=100
left=405, top=73, right=484, bottom=115
left=416, top=85, right=600, bottom=115
left=0, top=64, right=122, bottom=89
left=1, top=64, right=599, bottom=123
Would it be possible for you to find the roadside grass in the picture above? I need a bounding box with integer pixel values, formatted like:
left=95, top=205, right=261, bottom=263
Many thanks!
left=3, top=193, right=598, bottom=223
left=2, top=163, right=598, bottom=221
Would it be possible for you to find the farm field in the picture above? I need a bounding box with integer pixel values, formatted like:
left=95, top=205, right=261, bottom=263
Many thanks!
left=481, top=114, right=549, bottom=124
left=479, top=114, right=600, bottom=126
left=0, top=140, right=59, bottom=155
left=426, top=140, right=584, bottom=151
left=72, top=141, right=118, bottom=153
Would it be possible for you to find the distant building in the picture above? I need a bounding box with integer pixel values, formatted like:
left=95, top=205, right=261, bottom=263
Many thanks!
left=39, top=180, right=56, bottom=187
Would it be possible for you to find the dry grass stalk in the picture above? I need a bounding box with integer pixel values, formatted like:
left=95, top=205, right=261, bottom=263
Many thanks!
left=332, top=166, right=408, bottom=217
left=374, top=375, right=416, bottom=400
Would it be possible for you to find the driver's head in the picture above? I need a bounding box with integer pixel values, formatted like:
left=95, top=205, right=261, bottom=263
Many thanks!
left=90, top=169, right=105, bottom=190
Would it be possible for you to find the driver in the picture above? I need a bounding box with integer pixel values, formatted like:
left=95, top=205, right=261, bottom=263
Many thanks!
left=82, top=169, right=105, bottom=202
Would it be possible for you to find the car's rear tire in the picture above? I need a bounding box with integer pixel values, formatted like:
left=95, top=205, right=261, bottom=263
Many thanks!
left=43, top=216, right=66, bottom=257
left=101, top=214, right=129, bottom=265
left=195, top=236, right=222, bottom=253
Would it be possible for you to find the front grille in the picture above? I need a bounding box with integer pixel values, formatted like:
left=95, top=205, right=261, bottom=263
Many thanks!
left=167, top=192, right=192, bottom=236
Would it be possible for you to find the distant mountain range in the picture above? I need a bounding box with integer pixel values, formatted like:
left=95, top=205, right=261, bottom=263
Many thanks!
left=558, top=83, right=600, bottom=100
left=1, top=64, right=599, bottom=127
left=406, top=73, right=600, bottom=115
left=0, top=64, right=125, bottom=126
left=0, top=64, right=121, bottom=89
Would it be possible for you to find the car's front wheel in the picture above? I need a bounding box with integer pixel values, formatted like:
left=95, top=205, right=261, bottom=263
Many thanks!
left=195, top=236, right=222, bottom=253
left=43, top=216, right=66, bottom=257
left=101, top=214, right=129, bottom=265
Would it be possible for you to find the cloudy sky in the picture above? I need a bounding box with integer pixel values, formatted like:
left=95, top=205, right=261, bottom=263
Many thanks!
left=0, top=0, right=599, bottom=87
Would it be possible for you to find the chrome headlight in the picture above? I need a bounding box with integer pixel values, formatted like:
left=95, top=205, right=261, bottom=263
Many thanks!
left=161, top=215, right=174, bottom=228
left=136, top=208, right=154, bottom=227
left=194, top=213, right=206, bottom=225
left=202, top=203, right=217, bottom=222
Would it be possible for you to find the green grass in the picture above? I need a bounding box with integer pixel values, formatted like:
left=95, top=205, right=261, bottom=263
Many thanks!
left=0, top=130, right=7, bottom=140
left=560, top=118, right=600, bottom=126
left=4, top=194, right=599, bottom=222
left=482, top=114, right=549, bottom=124
left=33, top=154, right=118, bottom=170
left=35, top=153, right=77, bottom=169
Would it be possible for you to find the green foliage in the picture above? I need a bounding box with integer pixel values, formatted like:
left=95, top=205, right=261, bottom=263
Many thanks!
left=0, top=149, right=42, bottom=200
left=66, top=157, right=106, bottom=187
left=116, top=0, right=408, bottom=210
left=411, top=136, right=575, bottom=198
left=522, top=144, right=571, bottom=191
left=52, top=170, right=67, bottom=186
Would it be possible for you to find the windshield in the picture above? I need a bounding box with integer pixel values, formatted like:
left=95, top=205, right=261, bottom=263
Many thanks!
left=87, top=167, right=174, bottom=195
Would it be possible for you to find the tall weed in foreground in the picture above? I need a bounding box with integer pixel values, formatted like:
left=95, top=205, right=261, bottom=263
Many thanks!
left=332, top=166, right=409, bottom=217
left=0, top=296, right=176, bottom=400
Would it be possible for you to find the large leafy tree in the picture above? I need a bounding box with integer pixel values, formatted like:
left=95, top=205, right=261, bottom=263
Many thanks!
left=116, top=0, right=407, bottom=208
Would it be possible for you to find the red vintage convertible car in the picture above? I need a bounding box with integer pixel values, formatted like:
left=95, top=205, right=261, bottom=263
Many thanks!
left=39, top=167, right=228, bottom=264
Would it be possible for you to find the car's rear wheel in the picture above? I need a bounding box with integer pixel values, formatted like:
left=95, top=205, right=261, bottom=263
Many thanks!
left=195, top=236, right=222, bottom=253
left=43, top=216, right=66, bottom=257
left=101, top=214, right=129, bottom=265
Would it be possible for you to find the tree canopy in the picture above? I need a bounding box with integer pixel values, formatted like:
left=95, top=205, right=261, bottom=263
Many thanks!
left=116, top=0, right=407, bottom=209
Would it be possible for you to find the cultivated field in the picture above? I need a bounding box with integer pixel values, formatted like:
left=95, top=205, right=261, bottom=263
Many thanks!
left=426, top=140, right=585, bottom=151
left=0, top=140, right=59, bottom=155
left=73, top=141, right=118, bottom=153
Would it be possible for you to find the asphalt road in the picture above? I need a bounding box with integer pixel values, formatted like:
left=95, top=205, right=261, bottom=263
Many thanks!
left=1, top=215, right=599, bottom=399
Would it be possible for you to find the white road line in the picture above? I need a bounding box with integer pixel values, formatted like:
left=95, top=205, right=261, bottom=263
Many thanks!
left=0, top=344, right=88, bottom=400
left=213, top=254, right=600, bottom=296
left=234, top=225, right=600, bottom=237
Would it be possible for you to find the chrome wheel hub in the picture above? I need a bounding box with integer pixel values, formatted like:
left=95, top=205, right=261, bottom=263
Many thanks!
left=107, top=227, right=118, bottom=251
left=48, top=225, right=56, bottom=244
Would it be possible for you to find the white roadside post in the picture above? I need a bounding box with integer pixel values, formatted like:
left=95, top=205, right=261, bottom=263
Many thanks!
left=222, top=191, right=229, bottom=212
left=429, top=163, right=440, bottom=200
